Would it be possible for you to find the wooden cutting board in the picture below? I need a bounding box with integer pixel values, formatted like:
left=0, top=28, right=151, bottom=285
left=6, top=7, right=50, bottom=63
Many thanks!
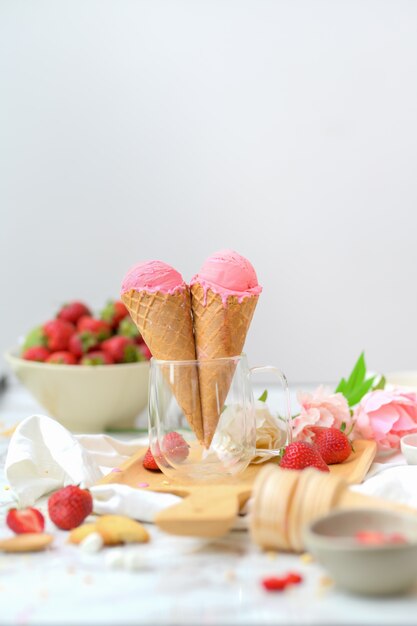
left=98, top=439, right=377, bottom=538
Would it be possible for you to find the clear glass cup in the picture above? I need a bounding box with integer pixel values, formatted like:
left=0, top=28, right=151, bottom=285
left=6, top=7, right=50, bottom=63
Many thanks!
left=148, top=354, right=291, bottom=483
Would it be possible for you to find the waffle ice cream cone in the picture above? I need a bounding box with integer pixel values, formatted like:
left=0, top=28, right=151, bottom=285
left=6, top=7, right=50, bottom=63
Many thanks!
left=121, top=263, right=203, bottom=443
left=190, top=250, right=262, bottom=447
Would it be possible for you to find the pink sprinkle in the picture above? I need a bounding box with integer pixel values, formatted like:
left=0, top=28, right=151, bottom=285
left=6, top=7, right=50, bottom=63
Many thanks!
left=137, top=482, right=149, bottom=488
left=111, top=468, right=122, bottom=473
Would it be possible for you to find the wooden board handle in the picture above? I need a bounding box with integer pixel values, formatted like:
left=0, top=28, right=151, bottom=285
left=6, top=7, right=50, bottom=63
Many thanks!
left=155, top=485, right=250, bottom=538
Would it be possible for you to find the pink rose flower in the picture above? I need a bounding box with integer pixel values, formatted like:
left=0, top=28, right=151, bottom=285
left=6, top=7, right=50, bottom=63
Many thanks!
left=353, top=388, right=417, bottom=452
left=292, top=385, right=352, bottom=440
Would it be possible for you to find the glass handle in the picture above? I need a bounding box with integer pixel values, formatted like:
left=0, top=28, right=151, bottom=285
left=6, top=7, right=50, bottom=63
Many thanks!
left=250, top=365, right=292, bottom=458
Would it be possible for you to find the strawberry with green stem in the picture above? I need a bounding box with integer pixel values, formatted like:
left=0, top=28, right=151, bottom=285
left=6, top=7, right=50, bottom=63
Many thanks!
left=101, top=336, right=142, bottom=363
left=57, top=301, right=91, bottom=325
left=22, top=319, right=75, bottom=354
left=68, top=331, right=98, bottom=358
left=309, top=426, right=353, bottom=464
left=77, top=316, right=112, bottom=341
left=100, top=300, right=129, bottom=329
left=80, top=351, right=114, bottom=365
left=117, top=317, right=141, bottom=341
left=279, top=441, right=329, bottom=472
left=48, top=485, right=93, bottom=530
left=22, top=346, right=50, bottom=362
left=46, top=351, right=77, bottom=365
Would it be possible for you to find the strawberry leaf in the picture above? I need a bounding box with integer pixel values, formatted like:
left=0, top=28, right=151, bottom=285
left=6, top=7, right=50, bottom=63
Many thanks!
left=124, top=344, right=140, bottom=363
left=117, top=317, right=140, bottom=339
left=22, top=327, right=47, bottom=351
left=100, top=300, right=116, bottom=324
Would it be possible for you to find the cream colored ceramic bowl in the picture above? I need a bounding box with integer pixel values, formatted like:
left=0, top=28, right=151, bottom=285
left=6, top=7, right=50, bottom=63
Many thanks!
left=5, top=349, right=149, bottom=433
left=304, top=508, right=417, bottom=596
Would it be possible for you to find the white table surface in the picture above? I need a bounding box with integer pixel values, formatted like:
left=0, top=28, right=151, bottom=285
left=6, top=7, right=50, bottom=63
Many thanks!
left=1, top=377, right=417, bottom=626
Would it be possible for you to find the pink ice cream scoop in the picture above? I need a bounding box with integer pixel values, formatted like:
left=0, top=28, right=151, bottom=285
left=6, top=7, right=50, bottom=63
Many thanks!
left=121, top=260, right=186, bottom=296
left=190, top=249, right=262, bottom=303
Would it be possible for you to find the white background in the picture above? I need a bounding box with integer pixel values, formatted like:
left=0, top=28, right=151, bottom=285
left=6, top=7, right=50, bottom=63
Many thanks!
left=1, top=0, right=417, bottom=384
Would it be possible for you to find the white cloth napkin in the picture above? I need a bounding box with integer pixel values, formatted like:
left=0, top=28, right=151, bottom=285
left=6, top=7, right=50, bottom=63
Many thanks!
left=4, top=415, right=252, bottom=528
left=351, top=453, right=417, bottom=508
left=4, top=414, right=183, bottom=523
left=4, top=415, right=417, bottom=528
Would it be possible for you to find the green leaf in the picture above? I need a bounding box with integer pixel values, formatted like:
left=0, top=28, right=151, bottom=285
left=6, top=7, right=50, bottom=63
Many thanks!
left=335, top=377, right=347, bottom=394
left=124, top=344, right=141, bottom=363
left=335, top=352, right=376, bottom=407
left=345, top=376, right=375, bottom=407
left=345, top=352, right=366, bottom=392
left=100, top=300, right=116, bottom=324
left=117, top=317, right=140, bottom=339
left=22, top=327, right=46, bottom=352
left=340, top=422, right=346, bottom=432
left=372, top=375, right=386, bottom=391
left=258, top=389, right=268, bottom=402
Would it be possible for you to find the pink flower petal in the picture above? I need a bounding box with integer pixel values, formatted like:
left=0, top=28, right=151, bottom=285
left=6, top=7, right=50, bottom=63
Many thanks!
left=293, top=386, right=351, bottom=440
left=392, top=406, right=417, bottom=432
left=362, top=391, right=393, bottom=413
left=369, top=406, right=399, bottom=435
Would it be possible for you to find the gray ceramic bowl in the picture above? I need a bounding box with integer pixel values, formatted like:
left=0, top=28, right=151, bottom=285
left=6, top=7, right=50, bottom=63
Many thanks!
left=304, top=508, right=417, bottom=596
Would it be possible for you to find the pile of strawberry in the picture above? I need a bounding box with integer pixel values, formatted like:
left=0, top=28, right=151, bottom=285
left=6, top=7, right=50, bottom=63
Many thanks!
left=21, top=300, right=152, bottom=365
left=279, top=426, right=353, bottom=471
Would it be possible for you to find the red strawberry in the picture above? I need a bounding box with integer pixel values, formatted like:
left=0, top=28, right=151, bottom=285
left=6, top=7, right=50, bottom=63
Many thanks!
left=101, top=336, right=141, bottom=363
left=77, top=316, right=112, bottom=341
left=261, top=571, right=303, bottom=592
left=161, top=432, right=189, bottom=462
left=57, top=301, right=91, bottom=325
left=100, top=300, right=129, bottom=328
left=262, top=577, right=287, bottom=591
left=279, top=441, right=329, bottom=472
left=285, top=572, right=303, bottom=584
left=143, top=447, right=161, bottom=471
left=22, top=346, right=50, bottom=362
left=80, top=350, right=114, bottom=365
left=46, top=351, right=77, bottom=365
left=48, top=485, right=93, bottom=530
left=310, top=427, right=352, bottom=465
left=138, top=342, right=152, bottom=361
left=43, top=319, right=75, bottom=351
left=6, top=507, right=45, bottom=534
left=68, top=331, right=98, bottom=358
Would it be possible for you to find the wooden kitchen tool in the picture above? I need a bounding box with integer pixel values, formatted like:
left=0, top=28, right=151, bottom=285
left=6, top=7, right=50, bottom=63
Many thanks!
left=98, top=439, right=377, bottom=538
left=250, top=463, right=417, bottom=552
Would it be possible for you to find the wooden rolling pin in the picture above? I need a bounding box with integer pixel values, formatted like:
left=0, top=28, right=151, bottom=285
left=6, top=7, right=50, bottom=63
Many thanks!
left=250, top=464, right=417, bottom=553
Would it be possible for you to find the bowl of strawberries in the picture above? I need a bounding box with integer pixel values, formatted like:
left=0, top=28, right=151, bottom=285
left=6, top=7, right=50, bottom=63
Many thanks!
left=5, top=299, right=151, bottom=433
